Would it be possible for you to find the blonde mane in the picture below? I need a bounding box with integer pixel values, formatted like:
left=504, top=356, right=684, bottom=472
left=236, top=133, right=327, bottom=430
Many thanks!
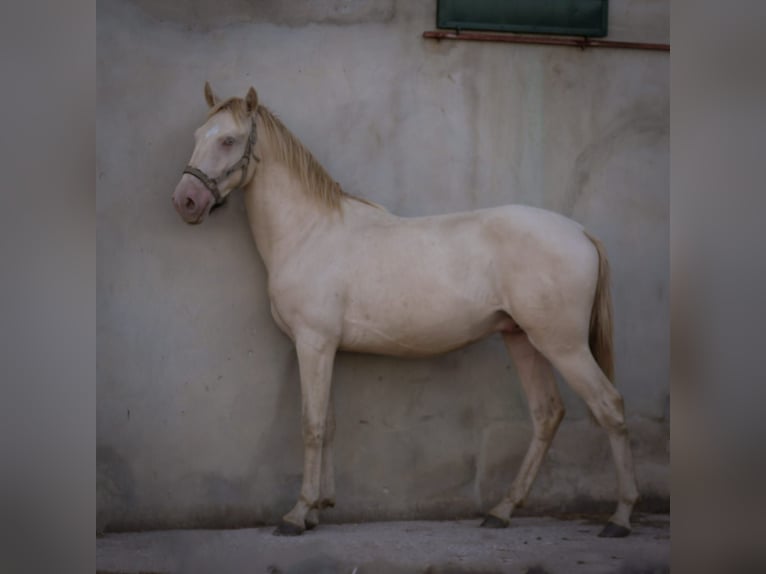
left=210, top=98, right=382, bottom=211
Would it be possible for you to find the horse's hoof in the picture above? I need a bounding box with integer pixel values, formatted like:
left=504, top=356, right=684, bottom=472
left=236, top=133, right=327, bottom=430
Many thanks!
left=304, top=519, right=318, bottom=531
left=480, top=514, right=509, bottom=529
left=598, top=521, right=631, bottom=538
left=273, top=520, right=305, bottom=536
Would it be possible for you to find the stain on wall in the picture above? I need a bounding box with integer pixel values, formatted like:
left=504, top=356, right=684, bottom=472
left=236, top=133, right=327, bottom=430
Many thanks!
left=97, top=0, right=669, bottom=531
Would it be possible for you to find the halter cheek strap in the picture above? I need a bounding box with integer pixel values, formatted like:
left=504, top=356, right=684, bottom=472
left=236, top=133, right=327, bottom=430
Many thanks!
left=183, top=115, right=260, bottom=206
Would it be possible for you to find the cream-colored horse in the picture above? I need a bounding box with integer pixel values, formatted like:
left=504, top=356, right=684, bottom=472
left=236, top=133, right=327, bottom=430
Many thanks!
left=172, top=84, right=639, bottom=538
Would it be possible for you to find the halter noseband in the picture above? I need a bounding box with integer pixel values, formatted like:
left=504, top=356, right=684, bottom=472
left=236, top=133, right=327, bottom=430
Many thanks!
left=182, top=114, right=260, bottom=206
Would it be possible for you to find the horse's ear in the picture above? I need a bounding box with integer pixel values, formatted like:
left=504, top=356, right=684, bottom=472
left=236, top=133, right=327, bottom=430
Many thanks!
left=245, top=86, right=259, bottom=113
left=204, top=81, right=219, bottom=108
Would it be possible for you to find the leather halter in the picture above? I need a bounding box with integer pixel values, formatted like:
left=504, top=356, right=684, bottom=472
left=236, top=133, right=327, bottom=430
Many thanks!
left=182, top=115, right=260, bottom=206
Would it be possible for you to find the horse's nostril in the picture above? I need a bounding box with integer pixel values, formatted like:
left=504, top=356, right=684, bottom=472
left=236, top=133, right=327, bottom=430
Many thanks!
left=185, top=197, right=196, bottom=211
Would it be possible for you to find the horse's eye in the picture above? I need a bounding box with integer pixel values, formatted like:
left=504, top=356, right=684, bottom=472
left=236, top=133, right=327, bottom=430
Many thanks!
left=222, top=137, right=235, bottom=147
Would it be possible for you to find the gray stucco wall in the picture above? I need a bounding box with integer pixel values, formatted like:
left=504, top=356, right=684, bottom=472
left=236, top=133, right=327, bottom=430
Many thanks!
left=97, top=0, right=669, bottom=531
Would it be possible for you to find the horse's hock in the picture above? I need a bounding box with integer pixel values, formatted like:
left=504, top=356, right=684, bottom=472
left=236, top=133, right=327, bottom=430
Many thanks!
left=97, top=0, right=669, bottom=533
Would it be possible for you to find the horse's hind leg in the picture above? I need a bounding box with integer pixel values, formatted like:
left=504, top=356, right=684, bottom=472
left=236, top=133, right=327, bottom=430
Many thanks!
left=305, top=396, right=336, bottom=530
left=482, top=332, right=565, bottom=528
left=542, top=344, right=639, bottom=537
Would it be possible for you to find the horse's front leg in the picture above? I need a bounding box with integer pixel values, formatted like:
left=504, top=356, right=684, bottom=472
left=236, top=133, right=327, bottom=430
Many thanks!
left=274, top=332, right=337, bottom=536
left=305, top=395, right=336, bottom=530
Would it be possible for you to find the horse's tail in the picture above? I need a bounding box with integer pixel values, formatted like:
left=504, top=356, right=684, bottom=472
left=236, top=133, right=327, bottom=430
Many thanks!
left=585, top=231, right=615, bottom=384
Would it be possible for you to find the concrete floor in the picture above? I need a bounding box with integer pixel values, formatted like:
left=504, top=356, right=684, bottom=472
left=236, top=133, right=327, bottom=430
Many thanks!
left=97, top=514, right=669, bottom=574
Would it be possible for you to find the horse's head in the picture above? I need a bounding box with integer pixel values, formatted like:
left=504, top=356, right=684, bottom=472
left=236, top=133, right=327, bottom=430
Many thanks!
left=172, top=82, right=259, bottom=224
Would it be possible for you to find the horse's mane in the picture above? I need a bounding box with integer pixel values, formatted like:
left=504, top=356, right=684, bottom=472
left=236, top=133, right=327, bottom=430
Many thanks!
left=209, top=98, right=383, bottom=212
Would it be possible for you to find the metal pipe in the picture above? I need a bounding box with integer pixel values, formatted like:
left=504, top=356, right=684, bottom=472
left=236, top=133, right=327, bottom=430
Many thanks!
left=423, top=30, right=670, bottom=52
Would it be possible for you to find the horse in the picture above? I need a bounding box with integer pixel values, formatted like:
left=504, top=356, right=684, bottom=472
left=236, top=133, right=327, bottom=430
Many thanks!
left=171, top=83, right=639, bottom=538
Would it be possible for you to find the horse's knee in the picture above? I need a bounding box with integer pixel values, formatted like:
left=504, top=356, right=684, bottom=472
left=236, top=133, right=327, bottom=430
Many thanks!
left=303, top=424, right=325, bottom=447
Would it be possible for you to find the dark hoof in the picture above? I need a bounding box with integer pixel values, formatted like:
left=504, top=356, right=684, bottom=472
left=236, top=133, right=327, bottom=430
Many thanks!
left=273, top=520, right=305, bottom=536
left=598, top=522, right=631, bottom=538
left=480, top=514, right=509, bottom=529
left=304, top=520, right=318, bottom=531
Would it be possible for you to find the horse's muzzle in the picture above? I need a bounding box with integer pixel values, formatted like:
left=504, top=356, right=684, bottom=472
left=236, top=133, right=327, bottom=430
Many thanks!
left=172, top=175, right=214, bottom=224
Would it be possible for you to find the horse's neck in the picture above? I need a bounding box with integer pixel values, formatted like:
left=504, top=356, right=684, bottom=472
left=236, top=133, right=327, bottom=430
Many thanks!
left=243, top=159, right=334, bottom=271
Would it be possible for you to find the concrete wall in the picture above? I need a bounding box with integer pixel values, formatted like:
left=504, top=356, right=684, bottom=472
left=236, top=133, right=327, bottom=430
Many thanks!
left=97, top=0, right=669, bottom=531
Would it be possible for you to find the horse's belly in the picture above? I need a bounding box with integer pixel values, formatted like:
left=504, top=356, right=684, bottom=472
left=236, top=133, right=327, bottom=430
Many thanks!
left=337, top=226, right=516, bottom=356
left=339, top=305, right=514, bottom=357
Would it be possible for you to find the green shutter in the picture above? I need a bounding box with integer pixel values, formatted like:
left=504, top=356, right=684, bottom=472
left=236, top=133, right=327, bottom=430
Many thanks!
left=437, top=0, right=608, bottom=38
